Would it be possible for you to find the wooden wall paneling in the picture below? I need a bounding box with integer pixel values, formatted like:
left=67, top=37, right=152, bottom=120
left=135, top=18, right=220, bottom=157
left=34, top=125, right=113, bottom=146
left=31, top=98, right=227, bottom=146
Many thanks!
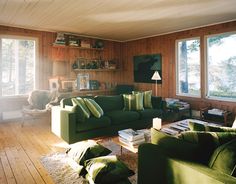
left=120, top=21, right=236, bottom=114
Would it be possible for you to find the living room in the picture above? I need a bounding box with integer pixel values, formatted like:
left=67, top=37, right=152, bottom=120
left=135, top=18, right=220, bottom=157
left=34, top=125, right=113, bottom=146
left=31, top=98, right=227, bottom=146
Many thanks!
left=0, top=0, right=236, bottom=184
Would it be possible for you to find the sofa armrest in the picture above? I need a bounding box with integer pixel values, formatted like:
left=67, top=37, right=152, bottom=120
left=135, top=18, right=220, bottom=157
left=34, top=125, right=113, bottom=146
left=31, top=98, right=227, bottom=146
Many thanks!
left=138, top=143, right=236, bottom=184
left=51, top=106, right=77, bottom=144
left=151, top=128, right=200, bottom=161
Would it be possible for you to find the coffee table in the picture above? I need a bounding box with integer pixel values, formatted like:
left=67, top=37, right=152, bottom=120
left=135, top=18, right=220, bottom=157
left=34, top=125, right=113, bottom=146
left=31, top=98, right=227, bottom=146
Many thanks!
left=112, top=137, right=139, bottom=154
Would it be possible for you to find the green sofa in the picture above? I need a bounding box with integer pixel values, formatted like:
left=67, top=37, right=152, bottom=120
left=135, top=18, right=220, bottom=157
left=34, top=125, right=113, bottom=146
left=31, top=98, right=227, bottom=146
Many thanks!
left=51, top=95, right=164, bottom=144
left=138, top=128, right=236, bottom=184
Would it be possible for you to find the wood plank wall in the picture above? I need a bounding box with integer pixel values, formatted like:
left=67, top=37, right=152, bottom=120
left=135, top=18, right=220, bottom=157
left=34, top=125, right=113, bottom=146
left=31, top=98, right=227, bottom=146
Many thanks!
left=1, top=21, right=236, bottom=115
left=121, top=21, right=236, bottom=113
left=0, top=25, right=122, bottom=116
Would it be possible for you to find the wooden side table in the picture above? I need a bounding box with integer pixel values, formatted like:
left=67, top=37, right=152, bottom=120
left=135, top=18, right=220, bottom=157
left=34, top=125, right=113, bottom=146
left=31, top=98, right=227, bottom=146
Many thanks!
left=200, top=107, right=233, bottom=126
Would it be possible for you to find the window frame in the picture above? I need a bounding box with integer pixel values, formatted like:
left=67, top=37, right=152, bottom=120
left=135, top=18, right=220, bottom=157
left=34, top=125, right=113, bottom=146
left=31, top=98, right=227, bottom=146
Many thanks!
left=0, top=35, right=39, bottom=98
left=205, top=31, right=236, bottom=102
left=175, top=37, right=201, bottom=98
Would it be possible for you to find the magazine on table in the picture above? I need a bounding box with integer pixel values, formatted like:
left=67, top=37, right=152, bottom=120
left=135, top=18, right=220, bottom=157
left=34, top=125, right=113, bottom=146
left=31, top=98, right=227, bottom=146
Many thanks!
left=118, top=136, right=145, bottom=147
left=170, top=124, right=189, bottom=131
left=118, top=129, right=144, bottom=141
left=160, top=127, right=178, bottom=135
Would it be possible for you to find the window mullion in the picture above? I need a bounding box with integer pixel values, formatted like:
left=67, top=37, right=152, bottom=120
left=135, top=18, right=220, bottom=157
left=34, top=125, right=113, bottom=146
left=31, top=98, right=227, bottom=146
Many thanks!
left=0, top=38, right=2, bottom=97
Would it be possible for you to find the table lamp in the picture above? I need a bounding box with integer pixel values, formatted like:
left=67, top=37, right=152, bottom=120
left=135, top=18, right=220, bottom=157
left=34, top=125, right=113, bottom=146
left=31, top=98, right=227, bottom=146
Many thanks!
left=151, top=71, right=161, bottom=96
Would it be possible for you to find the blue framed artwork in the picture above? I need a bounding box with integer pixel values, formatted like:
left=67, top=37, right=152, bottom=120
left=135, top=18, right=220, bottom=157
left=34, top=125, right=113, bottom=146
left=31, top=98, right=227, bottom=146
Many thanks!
left=133, top=53, right=162, bottom=84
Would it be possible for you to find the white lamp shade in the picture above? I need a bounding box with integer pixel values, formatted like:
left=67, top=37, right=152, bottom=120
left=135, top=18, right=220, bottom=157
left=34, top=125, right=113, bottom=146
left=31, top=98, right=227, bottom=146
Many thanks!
left=151, top=71, right=161, bottom=80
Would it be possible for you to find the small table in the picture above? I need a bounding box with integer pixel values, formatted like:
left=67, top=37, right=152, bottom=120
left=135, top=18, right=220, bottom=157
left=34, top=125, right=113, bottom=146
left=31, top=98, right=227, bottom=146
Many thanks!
left=112, top=137, right=138, bottom=154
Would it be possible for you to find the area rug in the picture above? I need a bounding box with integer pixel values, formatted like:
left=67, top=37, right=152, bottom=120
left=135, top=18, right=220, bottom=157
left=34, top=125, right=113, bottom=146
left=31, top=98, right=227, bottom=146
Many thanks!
left=40, top=139, right=137, bottom=184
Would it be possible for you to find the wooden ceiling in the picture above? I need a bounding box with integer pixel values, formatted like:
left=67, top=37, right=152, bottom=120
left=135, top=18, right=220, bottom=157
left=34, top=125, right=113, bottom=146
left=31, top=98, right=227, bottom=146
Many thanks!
left=0, top=0, right=236, bottom=41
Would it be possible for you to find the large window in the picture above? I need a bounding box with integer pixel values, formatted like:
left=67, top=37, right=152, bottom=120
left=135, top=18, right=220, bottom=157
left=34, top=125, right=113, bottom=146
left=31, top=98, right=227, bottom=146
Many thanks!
left=176, top=38, right=201, bottom=97
left=206, top=32, right=236, bottom=101
left=0, top=36, right=37, bottom=97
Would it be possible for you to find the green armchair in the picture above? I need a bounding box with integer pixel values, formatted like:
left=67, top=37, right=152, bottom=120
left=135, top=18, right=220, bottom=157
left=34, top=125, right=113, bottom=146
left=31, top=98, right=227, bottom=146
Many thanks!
left=138, top=128, right=236, bottom=184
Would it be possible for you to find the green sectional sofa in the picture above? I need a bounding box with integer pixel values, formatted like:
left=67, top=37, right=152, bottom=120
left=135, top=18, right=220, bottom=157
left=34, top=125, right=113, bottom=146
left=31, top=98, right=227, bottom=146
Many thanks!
left=138, top=128, right=236, bottom=184
left=51, top=95, right=164, bottom=144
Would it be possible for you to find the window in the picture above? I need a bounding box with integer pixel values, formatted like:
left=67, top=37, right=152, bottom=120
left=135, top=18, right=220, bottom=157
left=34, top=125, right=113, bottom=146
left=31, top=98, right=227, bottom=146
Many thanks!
left=206, top=32, right=236, bottom=101
left=0, top=36, right=37, bottom=97
left=176, top=38, right=201, bottom=97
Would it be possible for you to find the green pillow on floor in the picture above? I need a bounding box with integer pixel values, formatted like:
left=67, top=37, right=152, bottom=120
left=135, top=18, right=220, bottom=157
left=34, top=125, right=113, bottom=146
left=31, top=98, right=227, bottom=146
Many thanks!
left=209, top=138, right=236, bottom=176
left=67, top=140, right=111, bottom=165
left=84, top=155, right=134, bottom=184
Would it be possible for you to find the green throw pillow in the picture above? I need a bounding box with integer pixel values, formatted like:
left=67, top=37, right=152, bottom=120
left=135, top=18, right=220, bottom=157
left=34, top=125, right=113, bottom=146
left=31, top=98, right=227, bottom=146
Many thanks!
left=123, top=93, right=144, bottom=111
left=188, top=121, right=236, bottom=132
left=179, top=131, right=236, bottom=164
left=71, top=97, right=90, bottom=118
left=209, top=138, right=236, bottom=176
left=67, top=140, right=111, bottom=165
left=84, top=155, right=134, bottom=184
left=84, top=98, right=104, bottom=118
left=132, top=90, right=152, bottom=109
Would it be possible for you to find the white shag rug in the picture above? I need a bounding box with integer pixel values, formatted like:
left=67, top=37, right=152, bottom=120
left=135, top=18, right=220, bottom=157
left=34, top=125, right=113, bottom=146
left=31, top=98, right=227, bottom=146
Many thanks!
left=40, top=139, right=137, bottom=184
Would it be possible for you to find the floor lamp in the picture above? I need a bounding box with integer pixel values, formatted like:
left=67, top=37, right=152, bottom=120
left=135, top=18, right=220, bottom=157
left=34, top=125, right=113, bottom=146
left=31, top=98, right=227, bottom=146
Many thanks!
left=151, top=71, right=161, bottom=96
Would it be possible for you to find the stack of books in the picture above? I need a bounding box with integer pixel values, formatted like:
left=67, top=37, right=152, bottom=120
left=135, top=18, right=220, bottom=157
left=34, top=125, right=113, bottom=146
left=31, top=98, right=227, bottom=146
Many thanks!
left=118, top=129, right=145, bottom=148
left=53, top=33, right=66, bottom=46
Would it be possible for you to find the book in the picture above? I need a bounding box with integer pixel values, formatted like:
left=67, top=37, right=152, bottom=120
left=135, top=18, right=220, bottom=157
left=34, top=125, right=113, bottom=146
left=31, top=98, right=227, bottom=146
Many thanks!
left=170, top=124, right=189, bottom=131
left=118, top=136, right=145, bottom=147
left=160, top=127, right=178, bottom=135
left=118, top=129, right=144, bottom=141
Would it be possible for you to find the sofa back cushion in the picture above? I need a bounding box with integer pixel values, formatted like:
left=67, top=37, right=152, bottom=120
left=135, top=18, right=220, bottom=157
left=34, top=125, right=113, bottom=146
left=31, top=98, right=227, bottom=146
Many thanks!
left=209, top=138, right=236, bottom=176
left=95, top=95, right=124, bottom=113
left=151, top=96, right=163, bottom=109
left=179, top=131, right=236, bottom=164
left=60, top=96, right=94, bottom=108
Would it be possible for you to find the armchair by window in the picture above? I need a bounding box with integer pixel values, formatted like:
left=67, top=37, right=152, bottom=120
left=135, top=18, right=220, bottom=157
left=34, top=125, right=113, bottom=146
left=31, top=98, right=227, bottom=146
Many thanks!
left=22, top=90, right=59, bottom=126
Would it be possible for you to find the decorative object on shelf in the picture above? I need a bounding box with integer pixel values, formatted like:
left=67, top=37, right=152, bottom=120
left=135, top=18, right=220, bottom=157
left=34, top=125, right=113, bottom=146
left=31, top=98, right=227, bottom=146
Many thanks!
left=89, top=80, right=100, bottom=90
left=108, top=59, right=117, bottom=69
left=61, top=79, right=76, bottom=92
left=151, top=70, right=161, bottom=96
left=49, top=77, right=60, bottom=91
left=80, top=40, right=91, bottom=48
left=72, top=62, right=78, bottom=69
left=54, top=32, right=66, bottom=46
left=133, top=53, right=162, bottom=84
left=94, top=40, right=104, bottom=48
left=68, top=35, right=80, bottom=47
left=77, top=73, right=90, bottom=90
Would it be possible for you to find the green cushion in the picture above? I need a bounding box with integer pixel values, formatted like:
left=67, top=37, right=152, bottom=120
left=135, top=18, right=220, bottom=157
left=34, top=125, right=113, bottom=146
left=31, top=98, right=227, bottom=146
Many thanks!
left=133, top=90, right=153, bottom=109
left=189, top=121, right=236, bottom=132
left=138, top=109, right=162, bottom=119
left=67, top=140, right=111, bottom=165
left=105, top=110, right=140, bottom=125
left=84, top=98, right=104, bottom=118
left=209, top=138, right=236, bottom=176
left=151, top=128, right=200, bottom=162
left=179, top=131, right=236, bottom=164
left=84, top=155, right=134, bottom=184
left=71, top=97, right=91, bottom=118
left=95, top=95, right=124, bottom=112
left=76, top=116, right=111, bottom=132
left=123, top=93, right=144, bottom=111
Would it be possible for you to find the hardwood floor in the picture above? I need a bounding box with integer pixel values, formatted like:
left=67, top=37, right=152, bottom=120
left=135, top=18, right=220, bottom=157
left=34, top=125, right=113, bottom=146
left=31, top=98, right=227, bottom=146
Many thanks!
left=0, top=117, right=69, bottom=184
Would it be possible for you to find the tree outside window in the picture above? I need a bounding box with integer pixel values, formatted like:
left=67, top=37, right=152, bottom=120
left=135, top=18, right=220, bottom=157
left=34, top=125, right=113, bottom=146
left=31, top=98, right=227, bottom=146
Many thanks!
left=206, top=33, right=236, bottom=100
left=0, top=37, right=36, bottom=96
left=176, top=38, right=201, bottom=97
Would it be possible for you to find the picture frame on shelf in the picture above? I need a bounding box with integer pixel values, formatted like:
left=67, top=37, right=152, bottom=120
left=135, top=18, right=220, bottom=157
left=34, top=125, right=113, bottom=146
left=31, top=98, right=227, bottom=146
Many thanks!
left=77, top=73, right=90, bottom=90
left=49, top=77, right=60, bottom=91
